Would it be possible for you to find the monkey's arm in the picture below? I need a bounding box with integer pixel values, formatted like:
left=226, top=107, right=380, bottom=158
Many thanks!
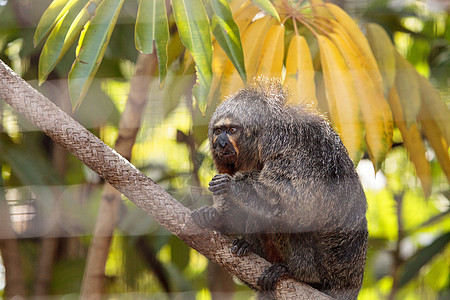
left=211, top=163, right=320, bottom=232
left=191, top=172, right=281, bottom=233
left=207, top=172, right=289, bottom=232
left=191, top=174, right=252, bottom=234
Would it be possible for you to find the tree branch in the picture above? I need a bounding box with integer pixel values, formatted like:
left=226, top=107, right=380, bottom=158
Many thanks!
left=0, top=59, right=331, bottom=299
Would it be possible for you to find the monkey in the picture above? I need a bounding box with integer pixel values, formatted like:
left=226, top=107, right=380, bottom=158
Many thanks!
left=191, top=78, right=368, bottom=300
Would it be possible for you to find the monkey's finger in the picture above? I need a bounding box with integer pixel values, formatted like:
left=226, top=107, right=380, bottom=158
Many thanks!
left=208, top=180, right=229, bottom=190
left=209, top=178, right=230, bottom=188
left=236, top=244, right=250, bottom=256
left=209, top=178, right=229, bottom=185
left=211, top=174, right=231, bottom=181
left=208, top=185, right=229, bottom=195
left=231, top=238, right=251, bottom=256
left=232, top=238, right=239, bottom=245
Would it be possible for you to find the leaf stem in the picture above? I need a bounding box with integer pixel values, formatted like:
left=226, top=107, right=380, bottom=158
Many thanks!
left=296, top=16, right=319, bottom=37
left=293, top=16, right=299, bottom=35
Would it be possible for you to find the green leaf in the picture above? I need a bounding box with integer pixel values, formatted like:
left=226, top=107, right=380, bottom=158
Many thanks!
left=394, top=51, right=421, bottom=128
left=68, top=0, right=105, bottom=55
left=34, top=0, right=70, bottom=46
left=170, top=236, right=190, bottom=270
left=68, top=0, right=124, bottom=109
left=210, top=0, right=246, bottom=83
left=38, top=0, right=90, bottom=84
left=135, top=0, right=169, bottom=84
left=0, top=134, right=61, bottom=186
left=52, top=258, right=85, bottom=294
left=162, top=65, right=195, bottom=119
left=399, top=232, right=450, bottom=287
left=172, top=0, right=213, bottom=112
left=252, top=0, right=280, bottom=22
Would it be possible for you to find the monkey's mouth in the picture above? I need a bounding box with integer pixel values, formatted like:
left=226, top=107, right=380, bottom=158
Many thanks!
left=218, top=150, right=237, bottom=158
left=217, top=149, right=237, bottom=163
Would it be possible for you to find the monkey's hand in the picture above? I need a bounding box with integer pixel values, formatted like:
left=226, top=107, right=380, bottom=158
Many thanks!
left=231, top=238, right=251, bottom=256
left=258, top=263, right=289, bottom=292
left=191, top=206, right=222, bottom=230
left=208, top=174, right=232, bottom=196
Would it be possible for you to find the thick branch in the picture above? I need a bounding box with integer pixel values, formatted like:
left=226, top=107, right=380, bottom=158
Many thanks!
left=0, top=59, right=331, bottom=299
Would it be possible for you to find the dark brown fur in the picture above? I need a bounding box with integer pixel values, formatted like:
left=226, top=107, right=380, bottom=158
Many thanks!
left=192, top=79, right=368, bottom=299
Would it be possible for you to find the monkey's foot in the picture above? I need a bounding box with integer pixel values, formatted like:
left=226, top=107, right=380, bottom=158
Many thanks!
left=257, top=263, right=288, bottom=292
left=231, top=238, right=251, bottom=256
left=191, top=206, right=221, bottom=229
left=208, top=174, right=232, bottom=196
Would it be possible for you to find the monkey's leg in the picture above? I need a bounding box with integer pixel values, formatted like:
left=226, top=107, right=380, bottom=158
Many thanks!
left=257, top=263, right=288, bottom=291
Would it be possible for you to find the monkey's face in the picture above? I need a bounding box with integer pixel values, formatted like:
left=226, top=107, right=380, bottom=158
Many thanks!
left=210, top=118, right=242, bottom=175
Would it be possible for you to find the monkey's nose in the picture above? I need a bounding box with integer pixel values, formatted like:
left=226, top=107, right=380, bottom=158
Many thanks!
left=217, top=134, right=228, bottom=147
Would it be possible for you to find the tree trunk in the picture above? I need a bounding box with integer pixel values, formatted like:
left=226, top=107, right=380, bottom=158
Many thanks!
left=0, top=59, right=331, bottom=299
left=34, top=236, right=58, bottom=296
left=81, top=53, right=157, bottom=299
left=34, top=80, right=70, bottom=297
left=0, top=166, right=26, bottom=298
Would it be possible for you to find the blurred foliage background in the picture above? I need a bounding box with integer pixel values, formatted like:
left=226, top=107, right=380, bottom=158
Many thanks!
left=0, top=0, right=449, bottom=299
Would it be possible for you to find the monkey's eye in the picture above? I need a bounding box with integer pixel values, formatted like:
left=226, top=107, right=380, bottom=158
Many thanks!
left=214, top=128, right=222, bottom=135
left=229, top=127, right=238, bottom=134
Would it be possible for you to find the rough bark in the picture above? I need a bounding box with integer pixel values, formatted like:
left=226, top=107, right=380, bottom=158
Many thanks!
left=81, top=53, right=157, bottom=299
left=0, top=59, right=332, bottom=299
